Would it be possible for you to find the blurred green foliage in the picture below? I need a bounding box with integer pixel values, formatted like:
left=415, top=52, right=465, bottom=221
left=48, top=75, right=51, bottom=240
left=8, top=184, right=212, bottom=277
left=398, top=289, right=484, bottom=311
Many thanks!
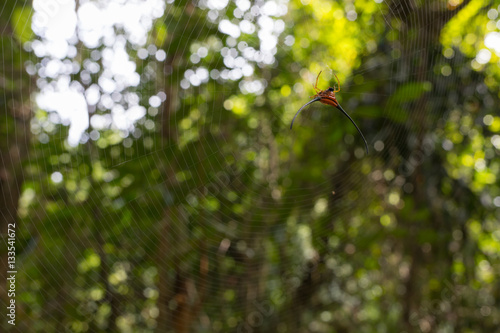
left=2, top=0, right=500, bottom=332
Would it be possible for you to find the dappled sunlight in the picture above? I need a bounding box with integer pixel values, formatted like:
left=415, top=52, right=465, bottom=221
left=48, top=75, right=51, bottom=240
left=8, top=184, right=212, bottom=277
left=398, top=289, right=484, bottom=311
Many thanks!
left=36, top=83, right=89, bottom=145
left=30, top=0, right=164, bottom=146
left=2, top=0, right=500, bottom=332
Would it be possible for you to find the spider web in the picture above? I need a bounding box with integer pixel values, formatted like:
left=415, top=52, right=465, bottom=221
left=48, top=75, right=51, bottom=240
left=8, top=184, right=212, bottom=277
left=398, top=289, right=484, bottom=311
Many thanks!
left=1, top=0, right=499, bottom=332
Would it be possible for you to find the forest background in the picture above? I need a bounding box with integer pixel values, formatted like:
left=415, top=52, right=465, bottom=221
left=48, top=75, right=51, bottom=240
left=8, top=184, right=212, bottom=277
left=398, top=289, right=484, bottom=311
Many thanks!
left=1, top=0, right=500, bottom=332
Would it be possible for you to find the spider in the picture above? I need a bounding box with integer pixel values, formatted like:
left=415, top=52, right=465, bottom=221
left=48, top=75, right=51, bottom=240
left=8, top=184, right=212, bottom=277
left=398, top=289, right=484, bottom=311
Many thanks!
left=290, top=71, right=369, bottom=154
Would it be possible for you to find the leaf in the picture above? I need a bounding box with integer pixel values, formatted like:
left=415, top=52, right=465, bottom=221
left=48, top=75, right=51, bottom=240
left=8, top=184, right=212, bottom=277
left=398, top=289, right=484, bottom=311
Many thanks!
left=154, top=22, right=168, bottom=47
left=12, top=7, right=33, bottom=43
left=385, top=82, right=432, bottom=123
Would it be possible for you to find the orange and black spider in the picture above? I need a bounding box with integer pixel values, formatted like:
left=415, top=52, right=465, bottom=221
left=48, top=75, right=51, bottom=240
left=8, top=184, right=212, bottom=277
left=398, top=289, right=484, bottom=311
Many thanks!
left=290, top=71, right=369, bottom=154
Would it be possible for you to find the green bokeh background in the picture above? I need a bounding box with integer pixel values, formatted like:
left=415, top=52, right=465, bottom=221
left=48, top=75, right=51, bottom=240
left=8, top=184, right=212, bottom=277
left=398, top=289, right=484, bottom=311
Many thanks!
left=1, top=0, right=500, bottom=332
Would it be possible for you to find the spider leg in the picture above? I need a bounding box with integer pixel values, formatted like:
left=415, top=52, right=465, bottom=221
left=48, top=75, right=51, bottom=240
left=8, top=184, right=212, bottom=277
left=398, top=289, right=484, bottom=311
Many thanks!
left=290, top=97, right=321, bottom=129
left=333, top=73, right=341, bottom=93
left=313, top=71, right=323, bottom=92
left=335, top=103, right=369, bottom=154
